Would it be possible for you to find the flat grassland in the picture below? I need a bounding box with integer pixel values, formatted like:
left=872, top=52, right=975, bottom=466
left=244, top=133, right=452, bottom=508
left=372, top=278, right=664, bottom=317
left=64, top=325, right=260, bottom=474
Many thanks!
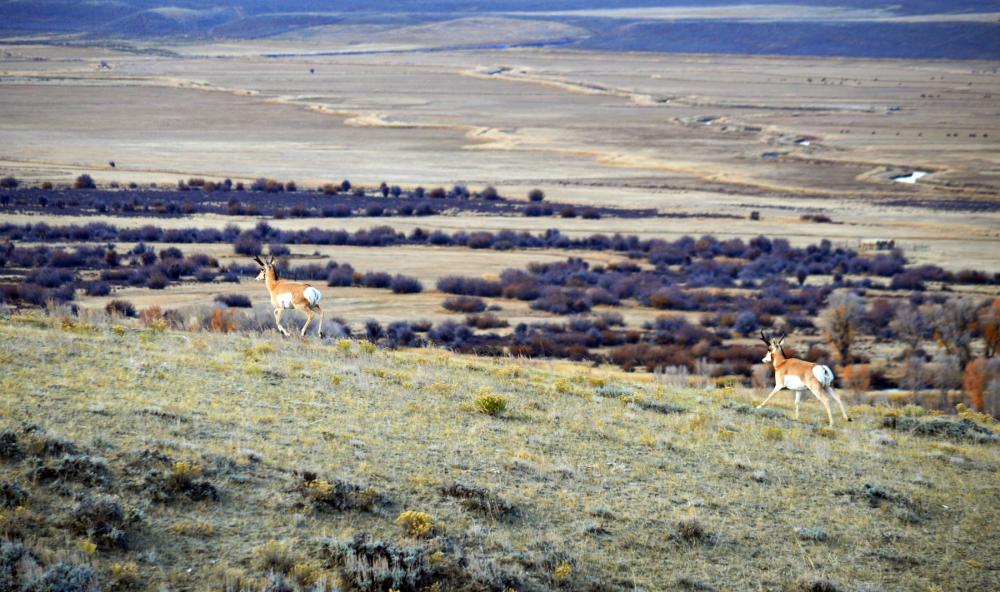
left=2, top=316, right=999, bottom=590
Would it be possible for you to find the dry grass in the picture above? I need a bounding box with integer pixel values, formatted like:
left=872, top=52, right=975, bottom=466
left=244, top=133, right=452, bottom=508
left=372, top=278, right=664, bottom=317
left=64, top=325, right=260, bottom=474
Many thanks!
left=1, top=314, right=999, bottom=590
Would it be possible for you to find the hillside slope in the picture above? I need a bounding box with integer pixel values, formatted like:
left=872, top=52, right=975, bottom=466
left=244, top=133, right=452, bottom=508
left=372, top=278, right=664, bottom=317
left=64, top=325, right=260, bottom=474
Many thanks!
left=1, top=316, right=998, bottom=591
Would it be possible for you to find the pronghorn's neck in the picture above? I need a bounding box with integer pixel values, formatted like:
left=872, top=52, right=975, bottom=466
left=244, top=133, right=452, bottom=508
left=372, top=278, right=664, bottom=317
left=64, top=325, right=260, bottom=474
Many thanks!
left=771, top=347, right=788, bottom=370
left=264, top=267, right=279, bottom=292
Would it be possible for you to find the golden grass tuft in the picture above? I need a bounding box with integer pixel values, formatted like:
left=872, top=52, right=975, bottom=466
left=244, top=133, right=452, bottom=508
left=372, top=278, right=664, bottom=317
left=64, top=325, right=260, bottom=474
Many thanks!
left=395, top=510, right=435, bottom=538
left=763, top=426, right=784, bottom=441
left=253, top=539, right=296, bottom=574
left=472, top=388, right=509, bottom=416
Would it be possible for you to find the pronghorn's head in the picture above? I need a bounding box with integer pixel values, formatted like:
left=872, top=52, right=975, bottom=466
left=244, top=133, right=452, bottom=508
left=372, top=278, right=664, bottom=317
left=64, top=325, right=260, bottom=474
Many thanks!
left=253, top=255, right=276, bottom=282
left=759, top=330, right=786, bottom=363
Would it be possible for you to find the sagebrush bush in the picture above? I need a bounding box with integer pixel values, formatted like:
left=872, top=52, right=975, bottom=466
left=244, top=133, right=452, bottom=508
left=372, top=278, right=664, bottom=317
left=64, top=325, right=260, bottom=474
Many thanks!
left=74, top=174, right=96, bottom=189
left=440, top=482, right=519, bottom=521
left=300, top=473, right=386, bottom=512
left=442, top=296, right=485, bottom=313
left=253, top=539, right=296, bottom=574
left=70, top=494, right=130, bottom=549
left=390, top=274, right=423, bottom=294
left=214, top=294, right=252, bottom=308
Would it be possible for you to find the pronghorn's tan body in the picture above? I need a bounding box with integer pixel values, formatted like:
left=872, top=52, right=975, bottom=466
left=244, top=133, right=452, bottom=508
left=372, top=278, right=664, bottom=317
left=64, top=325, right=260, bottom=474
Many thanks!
left=254, top=256, right=324, bottom=338
left=757, top=331, right=851, bottom=426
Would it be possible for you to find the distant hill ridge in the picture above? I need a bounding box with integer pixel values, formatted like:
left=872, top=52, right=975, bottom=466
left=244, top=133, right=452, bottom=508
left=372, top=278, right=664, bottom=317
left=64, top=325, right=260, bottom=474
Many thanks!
left=0, top=1, right=997, bottom=59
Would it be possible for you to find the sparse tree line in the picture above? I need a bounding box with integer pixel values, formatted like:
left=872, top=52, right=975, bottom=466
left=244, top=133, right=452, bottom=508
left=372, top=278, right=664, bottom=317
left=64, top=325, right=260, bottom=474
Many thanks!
left=4, top=221, right=997, bottom=287
left=0, top=178, right=670, bottom=220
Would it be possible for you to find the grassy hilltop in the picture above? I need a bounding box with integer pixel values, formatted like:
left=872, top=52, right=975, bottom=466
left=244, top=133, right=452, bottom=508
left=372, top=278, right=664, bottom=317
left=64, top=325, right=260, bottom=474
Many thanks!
left=1, top=315, right=999, bottom=591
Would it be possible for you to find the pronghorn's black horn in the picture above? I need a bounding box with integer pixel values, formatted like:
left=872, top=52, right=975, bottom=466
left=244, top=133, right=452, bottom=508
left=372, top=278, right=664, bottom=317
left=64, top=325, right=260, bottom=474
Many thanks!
left=759, top=329, right=769, bottom=344
left=253, top=256, right=264, bottom=266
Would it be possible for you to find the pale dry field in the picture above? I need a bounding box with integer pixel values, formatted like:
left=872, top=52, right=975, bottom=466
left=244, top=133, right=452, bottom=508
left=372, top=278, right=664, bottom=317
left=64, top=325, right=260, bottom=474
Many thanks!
left=2, top=40, right=998, bottom=197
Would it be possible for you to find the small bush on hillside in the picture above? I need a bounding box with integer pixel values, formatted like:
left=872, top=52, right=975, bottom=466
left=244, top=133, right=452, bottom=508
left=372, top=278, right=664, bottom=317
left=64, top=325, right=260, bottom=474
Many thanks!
left=0, top=176, right=18, bottom=189
left=670, top=517, right=713, bottom=546
left=390, top=274, right=423, bottom=294
left=268, top=243, right=291, bottom=257
left=436, top=276, right=502, bottom=297
left=194, top=268, right=217, bottom=283
left=473, top=391, right=508, bottom=416
left=298, top=472, right=387, bottom=512
left=440, top=482, right=519, bottom=521
left=74, top=174, right=96, bottom=189
left=365, top=319, right=384, bottom=342
left=70, top=494, right=130, bottom=549
left=327, top=266, right=355, bottom=287
left=29, top=563, right=100, bottom=592
left=466, top=313, right=508, bottom=329
left=0, top=480, right=27, bottom=508
left=32, top=454, right=112, bottom=486
left=326, top=533, right=433, bottom=591
left=105, top=299, right=137, bottom=318
left=360, top=272, right=392, bottom=289
left=443, top=296, right=485, bottom=313
left=146, top=272, right=168, bottom=290
left=233, top=235, right=263, bottom=257
left=214, top=294, right=252, bottom=308
left=253, top=539, right=297, bottom=574
left=396, top=511, right=435, bottom=538
left=528, top=188, right=545, bottom=202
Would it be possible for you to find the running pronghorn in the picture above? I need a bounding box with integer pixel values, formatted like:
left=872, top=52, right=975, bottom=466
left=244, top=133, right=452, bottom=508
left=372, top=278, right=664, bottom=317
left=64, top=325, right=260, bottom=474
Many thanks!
left=253, top=255, right=324, bottom=338
left=757, top=330, right=851, bottom=426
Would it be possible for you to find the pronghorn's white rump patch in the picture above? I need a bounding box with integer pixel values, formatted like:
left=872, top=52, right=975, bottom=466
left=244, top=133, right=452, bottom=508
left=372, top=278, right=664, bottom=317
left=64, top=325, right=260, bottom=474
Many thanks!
left=304, top=286, right=322, bottom=306
left=813, top=365, right=834, bottom=386
left=782, top=374, right=806, bottom=391
left=276, top=293, right=294, bottom=309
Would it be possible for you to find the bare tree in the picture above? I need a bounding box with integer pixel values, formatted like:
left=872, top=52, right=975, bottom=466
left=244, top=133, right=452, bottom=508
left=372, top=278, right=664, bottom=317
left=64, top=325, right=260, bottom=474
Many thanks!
left=979, top=297, right=1000, bottom=358
left=900, top=356, right=929, bottom=393
left=932, top=298, right=979, bottom=369
left=820, top=292, right=865, bottom=363
left=933, top=355, right=963, bottom=410
left=890, top=303, right=929, bottom=354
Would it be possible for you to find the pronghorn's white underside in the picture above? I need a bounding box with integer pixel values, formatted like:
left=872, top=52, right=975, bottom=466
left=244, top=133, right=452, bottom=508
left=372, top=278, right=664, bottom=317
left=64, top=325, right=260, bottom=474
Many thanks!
left=782, top=375, right=806, bottom=391
left=276, top=293, right=294, bottom=309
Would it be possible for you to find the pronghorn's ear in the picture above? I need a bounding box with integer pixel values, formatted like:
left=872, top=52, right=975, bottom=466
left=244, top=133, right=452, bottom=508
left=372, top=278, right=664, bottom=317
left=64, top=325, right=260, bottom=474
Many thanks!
left=777, top=332, right=786, bottom=345
left=268, top=255, right=276, bottom=266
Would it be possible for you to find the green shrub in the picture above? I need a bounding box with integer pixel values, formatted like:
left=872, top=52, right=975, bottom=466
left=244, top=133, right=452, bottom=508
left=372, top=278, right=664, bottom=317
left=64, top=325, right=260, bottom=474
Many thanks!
left=473, top=391, right=508, bottom=417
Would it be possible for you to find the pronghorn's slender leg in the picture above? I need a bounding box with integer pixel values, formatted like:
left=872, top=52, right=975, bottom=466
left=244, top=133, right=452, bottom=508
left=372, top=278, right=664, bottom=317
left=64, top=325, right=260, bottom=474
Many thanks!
left=274, top=308, right=290, bottom=336
left=757, top=385, right=783, bottom=410
left=826, top=387, right=851, bottom=421
left=808, top=385, right=834, bottom=426
left=794, top=390, right=802, bottom=420
left=314, top=305, right=324, bottom=338
left=300, top=307, right=314, bottom=337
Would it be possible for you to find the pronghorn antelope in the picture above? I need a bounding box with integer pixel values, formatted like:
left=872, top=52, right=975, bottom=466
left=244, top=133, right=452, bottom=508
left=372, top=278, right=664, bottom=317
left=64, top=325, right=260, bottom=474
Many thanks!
left=253, top=255, right=324, bottom=338
left=757, top=330, right=851, bottom=426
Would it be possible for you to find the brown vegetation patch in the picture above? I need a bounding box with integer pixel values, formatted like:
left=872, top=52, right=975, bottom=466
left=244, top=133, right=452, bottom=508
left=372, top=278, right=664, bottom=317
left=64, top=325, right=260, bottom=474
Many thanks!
left=881, top=416, right=999, bottom=444
left=439, top=482, right=520, bottom=521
